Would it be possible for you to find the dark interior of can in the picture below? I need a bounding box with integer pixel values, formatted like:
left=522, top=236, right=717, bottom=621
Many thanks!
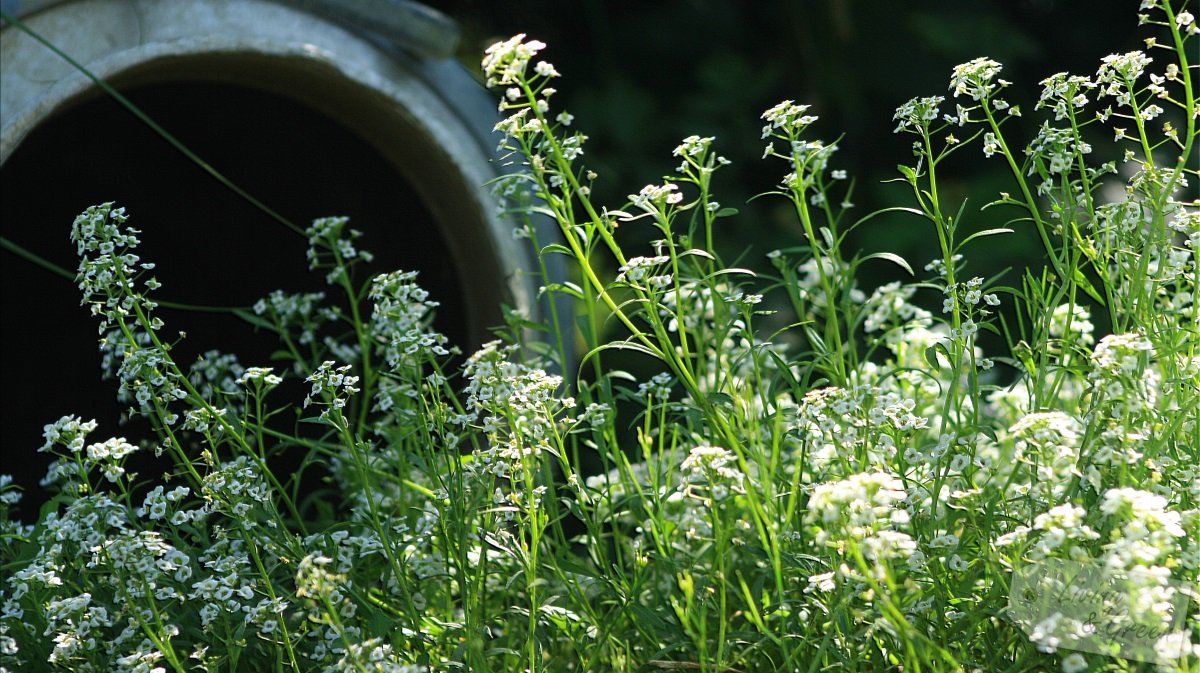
left=0, top=72, right=473, bottom=505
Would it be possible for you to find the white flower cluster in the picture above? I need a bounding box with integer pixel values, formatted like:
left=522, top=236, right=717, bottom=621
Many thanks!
left=481, top=34, right=550, bottom=88
left=1100, top=488, right=1185, bottom=567
left=1003, top=485, right=1193, bottom=658
left=637, top=372, right=674, bottom=400
left=861, top=281, right=932, bottom=334
left=38, top=416, right=144, bottom=486
left=70, top=203, right=152, bottom=317
left=1025, top=122, right=1092, bottom=177
left=760, top=100, right=819, bottom=140
left=295, top=553, right=345, bottom=600
left=236, top=366, right=283, bottom=389
left=483, top=34, right=586, bottom=192
left=1037, top=73, right=1095, bottom=121
left=4, top=489, right=213, bottom=664
left=1048, top=303, right=1096, bottom=346
left=306, top=216, right=374, bottom=285
left=304, top=361, right=361, bottom=420
left=40, top=414, right=99, bottom=454
left=792, top=385, right=929, bottom=476
left=892, top=95, right=944, bottom=134
left=616, top=255, right=672, bottom=289
left=760, top=101, right=845, bottom=199
left=328, top=637, right=425, bottom=673
left=674, top=134, right=714, bottom=159
left=493, top=107, right=543, bottom=143
left=462, top=341, right=572, bottom=478
left=628, top=182, right=683, bottom=216
left=137, top=484, right=194, bottom=523
left=71, top=205, right=192, bottom=420
left=1089, top=331, right=1154, bottom=377
left=806, top=472, right=915, bottom=563
left=1029, top=504, right=1100, bottom=560
left=369, top=270, right=449, bottom=370
left=1096, top=51, right=1152, bottom=104
left=201, top=456, right=272, bottom=521
left=948, top=57, right=1007, bottom=101
left=189, top=349, right=245, bottom=402
left=673, top=134, right=730, bottom=175
left=1007, top=411, right=1085, bottom=504
left=680, top=445, right=745, bottom=499
left=253, top=289, right=331, bottom=347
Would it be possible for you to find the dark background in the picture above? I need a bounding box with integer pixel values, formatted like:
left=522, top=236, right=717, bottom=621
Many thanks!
left=436, top=0, right=1140, bottom=270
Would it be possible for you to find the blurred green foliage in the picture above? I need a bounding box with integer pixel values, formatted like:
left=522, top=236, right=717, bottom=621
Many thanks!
left=440, top=0, right=1141, bottom=291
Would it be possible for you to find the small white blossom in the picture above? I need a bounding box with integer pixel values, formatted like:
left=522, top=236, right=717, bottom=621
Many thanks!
left=949, top=57, right=1005, bottom=101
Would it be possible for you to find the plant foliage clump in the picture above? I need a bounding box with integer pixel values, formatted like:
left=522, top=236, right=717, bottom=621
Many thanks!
left=1, top=2, right=1197, bottom=672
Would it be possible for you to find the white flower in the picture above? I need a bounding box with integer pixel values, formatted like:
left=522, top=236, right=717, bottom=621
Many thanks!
left=236, top=366, right=282, bottom=388
left=616, top=255, right=670, bottom=284
left=681, top=445, right=744, bottom=485
left=304, top=361, right=360, bottom=418
left=806, top=472, right=909, bottom=535
left=893, top=95, right=944, bottom=133
left=534, top=61, right=560, bottom=78
left=862, top=530, right=917, bottom=561
left=627, top=183, right=683, bottom=215
left=1139, top=103, right=1163, bottom=121
left=1090, top=332, right=1153, bottom=376
left=295, top=553, right=343, bottom=599
left=1049, top=304, right=1095, bottom=345
left=1061, top=653, right=1088, bottom=673
left=761, top=101, right=816, bottom=135
left=482, top=34, right=547, bottom=87
left=1096, top=51, right=1152, bottom=100
left=949, top=57, right=1005, bottom=101
left=674, top=135, right=714, bottom=158
left=369, top=270, right=449, bottom=370
left=1156, top=632, right=1200, bottom=661
left=806, top=571, right=837, bottom=593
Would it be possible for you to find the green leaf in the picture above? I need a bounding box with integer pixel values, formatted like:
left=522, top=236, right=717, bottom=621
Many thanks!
left=539, top=282, right=584, bottom=300
left=628, top=603, right=672, bottom=636
left=957, top=227, right=1014, bottom=250
left=819, top=226, right=835, bottom=248
left=602, top=369, right=639, bottom=383
left=232, top=308, right=279, bottom=332
left=540, top=243, right=575, bottom=256
left=714, top=207, right=739, bottom=218
left=861, top=251, right=915, bottom=276
left=1073, top=268, right=1105, bottom=304
left=924, top=343, right=951, bottom=370
left=578, top=341, right=664, bottom=380
left=708, top=267, right=758, bottom=279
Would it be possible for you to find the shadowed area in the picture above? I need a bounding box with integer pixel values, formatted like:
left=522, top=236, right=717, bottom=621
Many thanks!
left=1, top=79, right=467, bottom=509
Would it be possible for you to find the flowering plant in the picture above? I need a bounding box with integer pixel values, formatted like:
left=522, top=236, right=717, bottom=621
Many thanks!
left=2, top=2, right=1198, bottom=672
